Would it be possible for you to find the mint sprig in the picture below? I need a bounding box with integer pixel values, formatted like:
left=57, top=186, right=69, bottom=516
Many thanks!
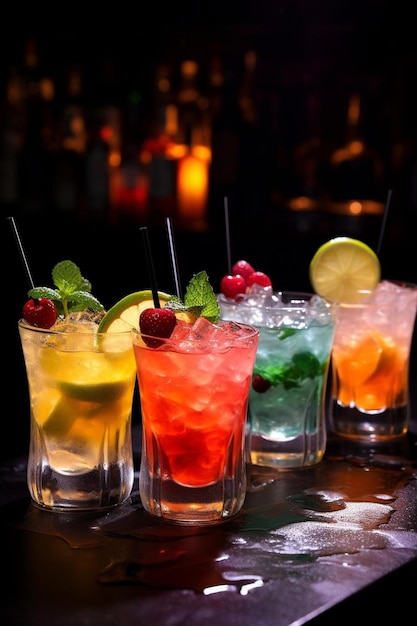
left=254, top=352, right=325, bottom=390
left=28, top=260, right=104, bottom=318
left=166, top=271, right=220, bottom=323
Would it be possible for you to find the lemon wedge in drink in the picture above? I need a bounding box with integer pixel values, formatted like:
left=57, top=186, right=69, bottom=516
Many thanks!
left=97, top=290, right=172, bottom=333
left=309, top=237, right=381, bottom=304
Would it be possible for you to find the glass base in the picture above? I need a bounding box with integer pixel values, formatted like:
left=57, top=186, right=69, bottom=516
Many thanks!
left=28, top=463, right=134, bottom=511
left=249, top=432, right=326, bottom=469
left=139, top=474, right=246, bottom=525
left=329, top=400, right=409, bottom=441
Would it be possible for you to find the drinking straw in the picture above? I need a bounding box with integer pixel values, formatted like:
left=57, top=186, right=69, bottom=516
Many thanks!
left=165, top=217, right=182, bottom=300
left=224, top=196, right=232, bottom=274
left=140, top=226, right=160, bottom=308
left=7, top=216, right=35, bottom=289
left=376, top=188, right=392, bottom=257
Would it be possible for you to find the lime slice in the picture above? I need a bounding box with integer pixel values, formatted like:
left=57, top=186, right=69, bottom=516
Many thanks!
left=309, top=237, right=380, bottom=303
left=97, top=290, right=172, bottom=333
left=58, top=380, right=127, bottom=402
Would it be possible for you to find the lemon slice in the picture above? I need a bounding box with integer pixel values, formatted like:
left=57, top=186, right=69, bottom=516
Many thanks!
left=309, top=237, right=380, bottom=303
left=97, top=290, right=172, bottom=333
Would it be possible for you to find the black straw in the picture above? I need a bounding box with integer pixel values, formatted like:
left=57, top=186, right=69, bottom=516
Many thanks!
left=376, top=189, right=392, bottom=257
left=7, top=216, right=35, bottom=290
left=224, top=196, right=232, bottom=274
left=166, top=218, right=182, bottom=300
left=140, top=227, right=160, bottom=308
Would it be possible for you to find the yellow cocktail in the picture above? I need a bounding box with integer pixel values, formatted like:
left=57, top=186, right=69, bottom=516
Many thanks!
left=19, top=319, right=137, bottom=510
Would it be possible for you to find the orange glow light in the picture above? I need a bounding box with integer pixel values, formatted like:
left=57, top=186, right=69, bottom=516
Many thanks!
left=177, top=152, right=209, bottom=218
left=109, top=149, right=121, bottom=168
left=349, top=201, right=363, bottom=215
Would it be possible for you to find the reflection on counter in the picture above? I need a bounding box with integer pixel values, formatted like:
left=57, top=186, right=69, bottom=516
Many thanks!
left=4, top=431, right=416, bottom=594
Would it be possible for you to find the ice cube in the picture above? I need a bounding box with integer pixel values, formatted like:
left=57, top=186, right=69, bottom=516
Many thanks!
left=169, top=317, right=226, bottom=353
left=187, top=317, right=222, bottom=340
left=246, top=282, right=273, bottom=298
left=370, top=280, right=417, bottom=311
left=46, top=310, right=106, bottom=351
left=244, top=288, right=277, bottom=308
left=51, top=309, right=105, bottom=333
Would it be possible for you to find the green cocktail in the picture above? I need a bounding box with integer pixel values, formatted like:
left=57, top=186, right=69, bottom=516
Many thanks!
left=219, top=291, right=337, bottom=468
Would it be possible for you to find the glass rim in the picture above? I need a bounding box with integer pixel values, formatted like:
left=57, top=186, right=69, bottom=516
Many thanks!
left=131, top=320, right=259, bottom=348
left=338, top=279, right=417, bottom=309
left=17, top=318, right=134, bottom=335
left=217, top=291, right=337, bottom=310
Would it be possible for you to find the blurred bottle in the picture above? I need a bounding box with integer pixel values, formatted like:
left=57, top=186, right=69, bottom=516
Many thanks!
left=140, top=63, right=179, bottom=220
left=326, top=92, right=385, bottom=205
left=53, top=64, right=87, bottom=215
left=175, top=59, right=211, bottom=229
left=112, top=84, right=149, bottom=221
left=89, top=58, right=123, bottom=221
left=85, top=121, right=109, bottom=218
left=281, top=83, right=325, bottom=211
left=387, top=60, right=417, bottom=226
left=208, top=55, right=241, bottom=228
left=13, top=38, right=57, bottom=213
left=176, top=59, right=207, bottom=145
left=0, top=67, right=25, bottom=211
left=235, top=49, right=270, bottom=218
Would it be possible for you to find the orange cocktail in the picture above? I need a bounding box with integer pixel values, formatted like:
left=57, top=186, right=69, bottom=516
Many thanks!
left=132, top=318, right=258, bottom=524
left=330, top=280, right=417, bottom=440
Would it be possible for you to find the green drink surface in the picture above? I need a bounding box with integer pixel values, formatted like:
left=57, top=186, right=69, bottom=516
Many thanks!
left=250, top=325, right=333, bottom=439
left=218, top=292, right=337, bottom=448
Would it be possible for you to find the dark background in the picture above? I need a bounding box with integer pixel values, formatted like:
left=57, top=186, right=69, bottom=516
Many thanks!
left=2, top=3, right=416, bottom=460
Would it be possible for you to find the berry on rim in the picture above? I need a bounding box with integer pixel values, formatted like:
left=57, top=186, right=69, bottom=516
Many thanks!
left=247, top=271, right=272, bottom=290
left=139, top=308, right=177, bottom=348
left=22, top=298, right=57, bottom=329
left=232, top=260, right=255, bottom=281
left=220, top=274, right=246, bottom=300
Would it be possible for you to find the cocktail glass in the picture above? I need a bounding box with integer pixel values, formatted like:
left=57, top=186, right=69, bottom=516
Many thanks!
left=329, top=280, right=417, bottom=440
left=18, top=318, right=137, bottom=510
left=132, top=318, right=259, bottom=524
left=219, top=291, right=337, bottom=469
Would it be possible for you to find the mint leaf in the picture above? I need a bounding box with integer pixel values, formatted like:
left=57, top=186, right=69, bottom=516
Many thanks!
left=28, top=287, right=61, bottom=301
left=28, top=260, right=103, bottom=318
left=184, top=271, right=220, bottom=323
left=166, top=299, right=204, bottom=318
left=166, top=271, right=220, bottom=323
left=52, top=260, right=91, bottom=296
left=65, top=291, right=104, bottom=313
left=254, top=352, right=325, bottom=389
left=278, top=328, right=297, bottom=340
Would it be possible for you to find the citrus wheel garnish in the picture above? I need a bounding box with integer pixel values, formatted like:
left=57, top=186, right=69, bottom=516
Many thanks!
left=97, top=290, right=172, bottom=333
left=309, top=237, right=381, bottom=303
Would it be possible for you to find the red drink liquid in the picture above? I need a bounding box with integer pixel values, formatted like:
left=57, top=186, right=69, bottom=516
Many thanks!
left=132, top=319, right=258, bottom=524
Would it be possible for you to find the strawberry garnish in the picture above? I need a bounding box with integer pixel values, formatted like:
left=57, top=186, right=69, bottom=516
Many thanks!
left=139, top=308, right=177, bottom=348
left=22, top=298, right=57, bottom=329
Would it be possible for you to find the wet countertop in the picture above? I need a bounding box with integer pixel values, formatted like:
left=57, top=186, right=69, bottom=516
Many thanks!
left=1, top=425, right=416, bottom=626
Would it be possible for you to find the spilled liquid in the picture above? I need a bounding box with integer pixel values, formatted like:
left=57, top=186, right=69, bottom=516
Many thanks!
left=7, top=433, right=417, bottom=596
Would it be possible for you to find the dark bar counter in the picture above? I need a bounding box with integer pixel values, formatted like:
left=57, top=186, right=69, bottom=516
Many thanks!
left=2, top=214, right=416, bottom=624
left=1, top=422, right=416, bottom=626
